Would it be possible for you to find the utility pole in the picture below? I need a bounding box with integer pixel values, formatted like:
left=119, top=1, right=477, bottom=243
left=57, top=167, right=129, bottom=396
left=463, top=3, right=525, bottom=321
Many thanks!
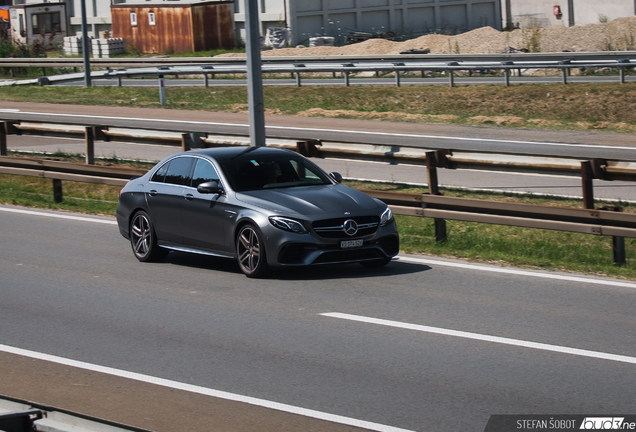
left=80, top=0, right=91, bottom=87
left=245, top=0, right=265, bottom=147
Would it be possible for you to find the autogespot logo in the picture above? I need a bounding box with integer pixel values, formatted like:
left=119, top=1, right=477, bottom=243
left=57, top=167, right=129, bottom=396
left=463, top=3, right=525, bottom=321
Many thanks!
left=580, top=418, right=628, bottom=429
left=343, top=219, right=358, bottom=236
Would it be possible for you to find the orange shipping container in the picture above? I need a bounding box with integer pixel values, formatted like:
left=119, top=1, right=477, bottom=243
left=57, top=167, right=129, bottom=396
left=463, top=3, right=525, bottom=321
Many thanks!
left=111, top=1, right=235, bottom=54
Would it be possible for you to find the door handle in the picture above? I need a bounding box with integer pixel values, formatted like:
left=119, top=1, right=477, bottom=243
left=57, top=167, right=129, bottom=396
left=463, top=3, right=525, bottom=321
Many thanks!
left=185, top=194, right=194, bottom=201
left=149, top=190, right=158, bottom=196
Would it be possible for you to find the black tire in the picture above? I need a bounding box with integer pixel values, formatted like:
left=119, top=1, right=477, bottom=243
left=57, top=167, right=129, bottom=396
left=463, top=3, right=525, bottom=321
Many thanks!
left=236, top=224, right=268, bottom=278
left=130, top=210, right=168, bottom=262
left=360, top=257, right=392, bottom=268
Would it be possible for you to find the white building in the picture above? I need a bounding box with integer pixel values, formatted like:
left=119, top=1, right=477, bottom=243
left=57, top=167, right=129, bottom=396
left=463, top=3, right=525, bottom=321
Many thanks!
left=7, top=0, right=636, bottom=48
left=10, top=0, right=502, bottom=46
left=502, top=0, right=636, bottom=29
left=235, top=0, right=502, bottom=46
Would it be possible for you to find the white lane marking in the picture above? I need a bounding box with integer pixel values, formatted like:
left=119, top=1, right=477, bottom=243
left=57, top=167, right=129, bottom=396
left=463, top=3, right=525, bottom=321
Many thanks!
left=321, top=312, right=636, bottom=365
left=396, top=255, right=636, bottom=290
left=0, top=344, right=413, bottom=432
left=9, top=110, right=636, bottom=152
left=2, top=207, right=635, bottom=289
left=0, top=207, right=117, bottom=225
left=0, top=109, right=21, bottom=113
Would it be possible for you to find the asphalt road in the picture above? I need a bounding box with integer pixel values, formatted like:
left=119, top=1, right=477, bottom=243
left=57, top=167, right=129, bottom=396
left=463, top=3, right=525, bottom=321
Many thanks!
left=2, top=101, right=636, bottom=160
left=1, top=205, right=636, bottom=432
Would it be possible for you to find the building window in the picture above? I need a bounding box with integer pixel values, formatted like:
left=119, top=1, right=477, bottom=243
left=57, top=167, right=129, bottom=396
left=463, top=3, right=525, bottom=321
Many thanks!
left=130, top=11, right=137, bottom=25
left=148, top=11, right=155, bottom=26
left=31, top=11, right=60, bottom=35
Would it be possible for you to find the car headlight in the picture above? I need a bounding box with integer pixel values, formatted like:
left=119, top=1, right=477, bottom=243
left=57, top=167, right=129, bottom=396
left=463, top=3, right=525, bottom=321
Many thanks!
left=380, top=207, right=393, bottom=226
left=269, top=216, right=308, bottom=234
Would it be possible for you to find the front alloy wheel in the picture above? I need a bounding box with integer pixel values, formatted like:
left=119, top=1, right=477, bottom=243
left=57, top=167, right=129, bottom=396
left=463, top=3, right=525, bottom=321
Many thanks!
left=236, top=224, right=268, bottom=278
left=130, top=211, right=167, bottom=262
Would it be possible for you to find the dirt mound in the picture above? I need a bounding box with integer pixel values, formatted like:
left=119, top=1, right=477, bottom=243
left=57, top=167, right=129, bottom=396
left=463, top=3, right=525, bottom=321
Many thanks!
left=218, top=15, right=636, bottom=57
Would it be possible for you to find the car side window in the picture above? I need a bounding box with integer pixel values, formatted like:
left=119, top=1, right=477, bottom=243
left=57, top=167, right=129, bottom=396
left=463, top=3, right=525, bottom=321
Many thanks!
left=191, top=159, right=220, bottom=188
left=164, top=157, right=194, bottom=186
left=151, top=161, right=169, bottom=183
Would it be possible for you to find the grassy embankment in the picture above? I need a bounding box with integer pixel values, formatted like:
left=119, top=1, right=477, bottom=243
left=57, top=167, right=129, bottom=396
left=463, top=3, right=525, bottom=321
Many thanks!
left=0, top=82, right=635, bottom=279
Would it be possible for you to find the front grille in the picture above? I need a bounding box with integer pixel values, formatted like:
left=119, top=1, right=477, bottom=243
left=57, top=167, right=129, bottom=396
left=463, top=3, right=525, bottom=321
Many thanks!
left=312, top=215, right=380, bottom=239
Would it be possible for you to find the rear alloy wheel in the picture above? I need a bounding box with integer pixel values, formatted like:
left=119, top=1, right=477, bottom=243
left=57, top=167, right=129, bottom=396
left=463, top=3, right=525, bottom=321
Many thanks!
left=130, top=211, right=167, bottom=262
left=236, top=224, right=268, bottom=278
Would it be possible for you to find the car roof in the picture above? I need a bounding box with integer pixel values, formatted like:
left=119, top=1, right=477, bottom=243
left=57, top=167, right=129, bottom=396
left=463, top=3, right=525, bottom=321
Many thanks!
left=186, top=146, right=294, bottom=162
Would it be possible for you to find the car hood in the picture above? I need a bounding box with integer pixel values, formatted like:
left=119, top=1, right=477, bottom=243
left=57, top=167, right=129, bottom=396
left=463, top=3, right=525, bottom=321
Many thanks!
left=235, top=184, right=382, bottom=218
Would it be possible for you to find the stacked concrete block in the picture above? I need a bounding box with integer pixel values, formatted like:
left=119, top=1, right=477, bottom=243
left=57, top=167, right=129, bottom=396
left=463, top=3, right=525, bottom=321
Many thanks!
left=63, top=36, right=84, bottom=55
left=91, top=38, right=125, bottom=58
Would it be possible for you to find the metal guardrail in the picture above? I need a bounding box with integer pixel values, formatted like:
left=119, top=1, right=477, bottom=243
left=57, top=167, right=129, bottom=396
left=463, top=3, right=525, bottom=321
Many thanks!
left=1, top=117, right=634, bottom=264
left=0, top=394, right=154, bottom=432
left=2, top=51, right=636, bottom=87
left=0, top=155, right=634, bottom=265
left=2, top=51, right=636, bottom=66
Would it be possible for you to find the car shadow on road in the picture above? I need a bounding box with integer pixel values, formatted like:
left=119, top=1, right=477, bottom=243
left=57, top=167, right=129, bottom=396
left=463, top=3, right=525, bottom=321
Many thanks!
left=161, top=252, right=431, bottom=281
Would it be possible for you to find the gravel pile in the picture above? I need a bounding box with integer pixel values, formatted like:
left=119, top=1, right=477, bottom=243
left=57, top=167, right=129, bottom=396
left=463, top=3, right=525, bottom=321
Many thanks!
left=218, top=16, right=636, bottom=57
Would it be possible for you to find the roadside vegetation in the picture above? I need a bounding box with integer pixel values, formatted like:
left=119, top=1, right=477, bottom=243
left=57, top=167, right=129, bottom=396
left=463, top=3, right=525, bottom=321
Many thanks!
left=1, top=82, right=636, bottom=133
left=0, top=152, right=634, bottom=280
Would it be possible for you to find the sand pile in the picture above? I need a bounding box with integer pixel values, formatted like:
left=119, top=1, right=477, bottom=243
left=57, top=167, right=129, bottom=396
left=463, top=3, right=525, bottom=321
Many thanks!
left=218, top=16, right=636, bottom=57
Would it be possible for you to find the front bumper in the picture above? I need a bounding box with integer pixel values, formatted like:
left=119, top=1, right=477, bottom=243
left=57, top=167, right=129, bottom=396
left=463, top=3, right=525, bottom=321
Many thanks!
left=264, top=221, right=399, bottom=267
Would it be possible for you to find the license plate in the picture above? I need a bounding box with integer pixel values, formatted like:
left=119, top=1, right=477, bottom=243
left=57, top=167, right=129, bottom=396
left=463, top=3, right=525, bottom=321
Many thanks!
left=340, top=239, right=363, bottom=249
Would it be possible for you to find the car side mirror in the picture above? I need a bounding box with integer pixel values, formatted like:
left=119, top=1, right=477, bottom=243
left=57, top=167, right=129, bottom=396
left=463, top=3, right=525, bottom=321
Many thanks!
left=329, top=172, right=343, bottom=183
left=197, top=181, right=221, bottom=194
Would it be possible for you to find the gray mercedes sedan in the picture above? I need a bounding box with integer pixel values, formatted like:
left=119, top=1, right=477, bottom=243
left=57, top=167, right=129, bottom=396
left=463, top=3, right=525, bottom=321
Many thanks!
left=116, top=146, right=399, bottom=278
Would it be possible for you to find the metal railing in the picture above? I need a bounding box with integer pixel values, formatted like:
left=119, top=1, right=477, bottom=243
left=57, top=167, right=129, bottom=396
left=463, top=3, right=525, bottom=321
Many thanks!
left=1, top=117, right=635, bottom=264
left=2, top=51, right=636, bottom=88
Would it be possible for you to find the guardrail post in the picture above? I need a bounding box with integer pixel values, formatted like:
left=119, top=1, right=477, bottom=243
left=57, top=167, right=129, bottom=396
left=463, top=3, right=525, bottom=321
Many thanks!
left=296, top=72, right=302, bottom=87
left=608, top=206, right=627, bottom=266
left=53, top=179, right=63, bottom=203
left=181, top=133, right=190, bottom=152
left=0, top=123, right=6, bottom=156
left=158, top=74, right=166, bottom=106
left=581, top=160, right=594, bottom=209
left=448, top=70, right=455, bottom=87
left=620, top=67, right=626, bottom=84
left=204, top=74, right=209, bottom=87
left=426, top=151, right=447, bottom=242
left=344, top=71, right=350, bottom=87
left=5, top=121, right=19, bottom=135
left=395, top=71, right=401, bottom=87
left=614, top=235, right=626, bottom=266
left=426, top=151, right=441, bottom=196
left=117, top=76, right=122, bottom=87
left=84, top=127, right=95, bottom=165
left=504, top=69, right=510, bottom=86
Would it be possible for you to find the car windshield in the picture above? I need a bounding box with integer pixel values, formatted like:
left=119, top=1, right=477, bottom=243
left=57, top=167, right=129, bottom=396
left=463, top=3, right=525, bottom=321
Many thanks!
left=220, top=152, right=332, bottom=192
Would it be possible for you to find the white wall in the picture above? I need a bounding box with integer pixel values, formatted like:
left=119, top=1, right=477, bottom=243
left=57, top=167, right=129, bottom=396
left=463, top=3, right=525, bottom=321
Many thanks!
left=67, top=0, right=112, bottom=39
left=289, top=0, right=501, bottom=46
left=504, top=0, right=636, bottom=29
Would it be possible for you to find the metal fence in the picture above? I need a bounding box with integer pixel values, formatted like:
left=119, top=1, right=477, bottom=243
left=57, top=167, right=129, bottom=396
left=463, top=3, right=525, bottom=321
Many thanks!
left=2, top=51, right=636, bottom=88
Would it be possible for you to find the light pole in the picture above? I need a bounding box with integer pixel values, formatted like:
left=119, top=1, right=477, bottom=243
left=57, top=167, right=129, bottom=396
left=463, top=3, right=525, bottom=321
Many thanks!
left=80, top=0, right=91, bottom=87
left=244, top=0, right=265, bottom=147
